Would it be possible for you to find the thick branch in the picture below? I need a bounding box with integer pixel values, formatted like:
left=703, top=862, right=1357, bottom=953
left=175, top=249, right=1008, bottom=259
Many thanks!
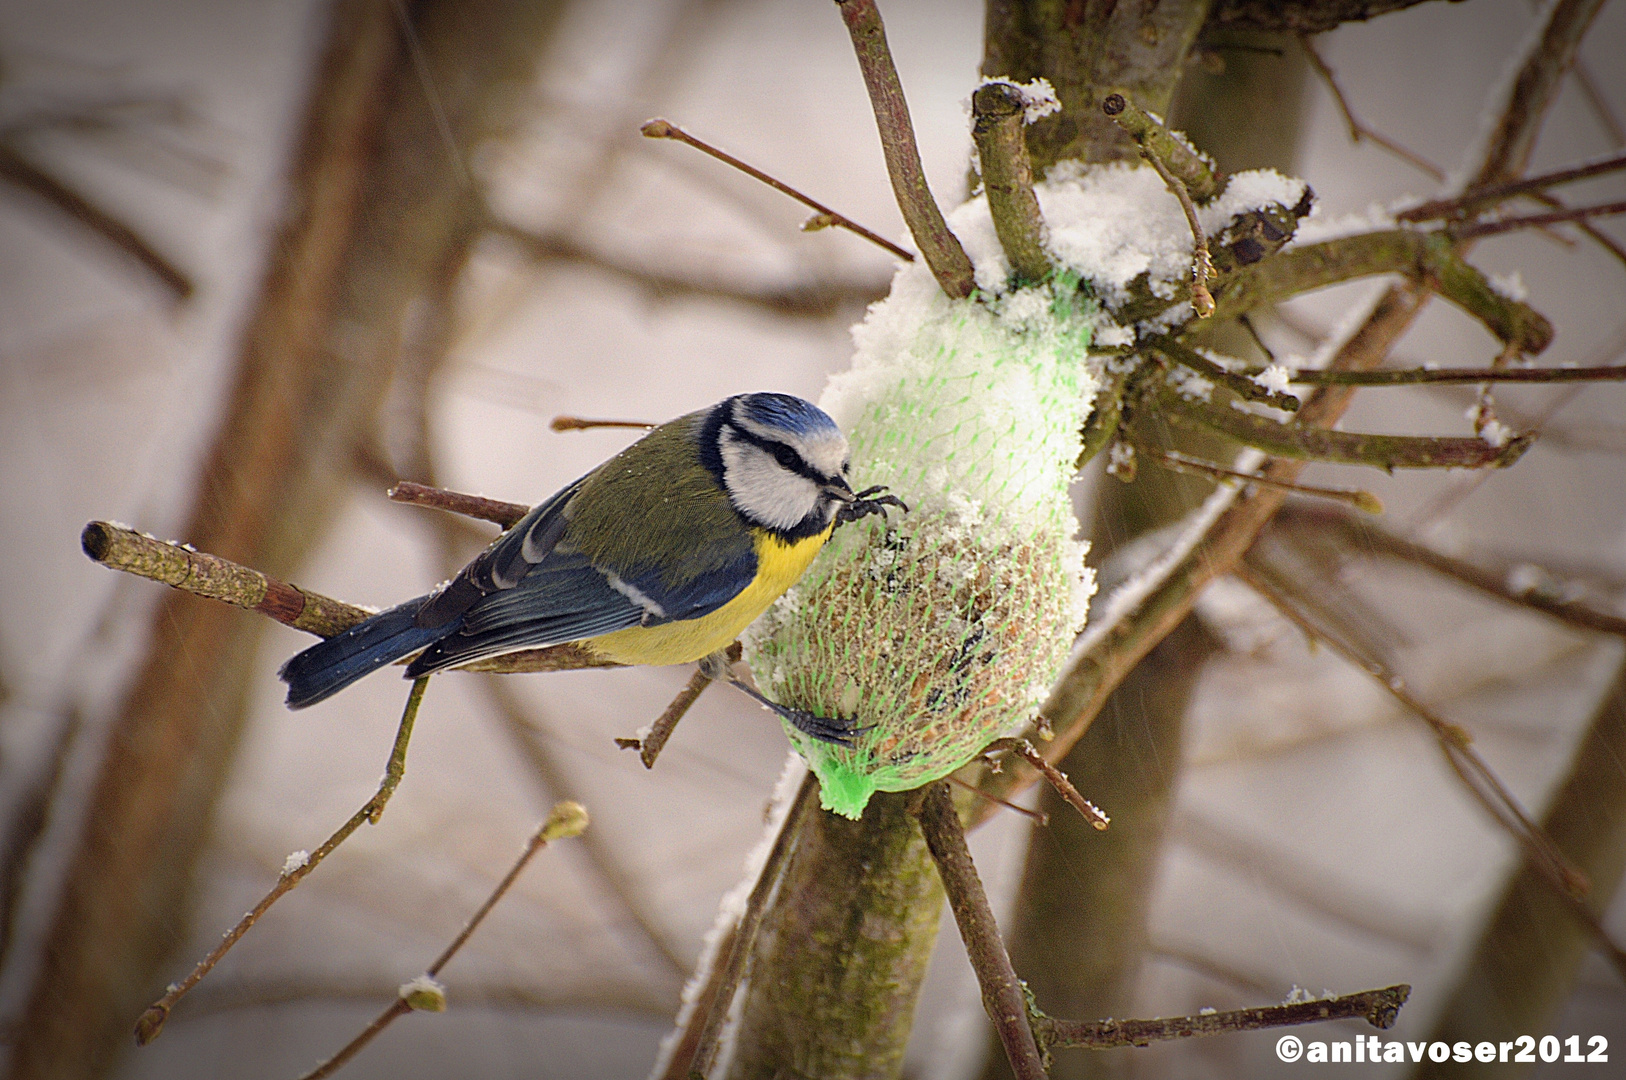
left=972, top=82, right=1051, bottom=284
left=835, top=0, right=975, bottom=298
left=81, top=520, right=617, bottom=674
left=1206, top=0, right=1450, bottom=33
left=1212, top=229, right=1554, bottom=354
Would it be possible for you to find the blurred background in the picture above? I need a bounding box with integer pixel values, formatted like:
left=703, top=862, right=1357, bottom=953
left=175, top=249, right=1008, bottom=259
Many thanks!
left=0, top=0, right=1622, bottom=1077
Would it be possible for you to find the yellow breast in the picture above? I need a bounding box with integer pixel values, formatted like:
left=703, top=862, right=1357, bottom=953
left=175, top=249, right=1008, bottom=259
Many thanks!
left=584, top=525, right=833, bottom=667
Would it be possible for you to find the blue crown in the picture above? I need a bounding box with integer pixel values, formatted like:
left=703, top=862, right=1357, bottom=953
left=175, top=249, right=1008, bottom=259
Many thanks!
left=735, top=392, right=839, bottom=437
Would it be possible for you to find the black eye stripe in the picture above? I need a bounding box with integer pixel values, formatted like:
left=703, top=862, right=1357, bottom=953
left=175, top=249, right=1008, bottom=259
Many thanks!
left=725, top=423, right=824, bottom=483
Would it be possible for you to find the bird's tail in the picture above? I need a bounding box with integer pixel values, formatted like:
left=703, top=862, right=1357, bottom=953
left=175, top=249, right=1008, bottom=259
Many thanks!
left=279, top=597, right=453, bottom=709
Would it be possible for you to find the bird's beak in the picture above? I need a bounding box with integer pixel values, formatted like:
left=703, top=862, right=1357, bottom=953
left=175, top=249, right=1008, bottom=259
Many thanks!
left=824, top=477, right=856, bottom=502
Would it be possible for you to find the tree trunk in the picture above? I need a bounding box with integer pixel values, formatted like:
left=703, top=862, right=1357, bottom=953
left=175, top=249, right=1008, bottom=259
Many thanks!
left=8, top=2, right=563, bottom=1076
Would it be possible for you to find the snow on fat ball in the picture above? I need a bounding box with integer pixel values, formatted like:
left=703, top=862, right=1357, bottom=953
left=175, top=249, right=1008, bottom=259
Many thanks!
left=746, top=157, right=1314, bottom=818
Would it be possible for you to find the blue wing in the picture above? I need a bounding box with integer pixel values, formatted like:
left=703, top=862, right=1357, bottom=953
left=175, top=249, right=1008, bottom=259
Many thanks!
left=405, top=517, right=758, bottom=677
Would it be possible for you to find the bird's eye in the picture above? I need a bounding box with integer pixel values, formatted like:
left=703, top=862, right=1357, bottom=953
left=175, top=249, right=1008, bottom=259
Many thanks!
left=841, top=458, right=851, bottom=476
left=766, top=440, right=806, bottom=476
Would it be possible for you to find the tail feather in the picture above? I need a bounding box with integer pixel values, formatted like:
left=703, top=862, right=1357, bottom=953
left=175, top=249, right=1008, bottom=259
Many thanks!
left=280, top=597, right=453, bottom=709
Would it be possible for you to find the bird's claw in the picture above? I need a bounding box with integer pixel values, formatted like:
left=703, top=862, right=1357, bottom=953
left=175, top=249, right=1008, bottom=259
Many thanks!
left=783, top=706, right=872, bottom=747
left=836, top=485, right=909, bottom=527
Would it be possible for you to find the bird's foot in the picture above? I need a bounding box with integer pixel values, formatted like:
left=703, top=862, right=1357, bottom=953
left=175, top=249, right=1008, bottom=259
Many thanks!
left=716, top=666, right=868, bottom=746
left=836, top=485, right=908, bottom=528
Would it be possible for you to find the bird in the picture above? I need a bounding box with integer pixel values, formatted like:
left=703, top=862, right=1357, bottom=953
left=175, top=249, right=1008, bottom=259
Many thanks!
left=278, top=392, right=903, bottom=744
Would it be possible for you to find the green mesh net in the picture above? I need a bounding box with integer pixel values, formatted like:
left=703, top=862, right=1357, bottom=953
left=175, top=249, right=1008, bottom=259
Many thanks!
left=746, top=277, right=1098, bottom=818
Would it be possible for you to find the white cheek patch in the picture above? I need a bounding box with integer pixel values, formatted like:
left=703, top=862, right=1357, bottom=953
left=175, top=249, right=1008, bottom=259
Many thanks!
left=720, top=432, right=822, bottom=531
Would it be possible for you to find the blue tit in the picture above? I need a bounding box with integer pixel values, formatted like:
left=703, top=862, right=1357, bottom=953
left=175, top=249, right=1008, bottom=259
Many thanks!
left=278, top=392, right=902, bottom=743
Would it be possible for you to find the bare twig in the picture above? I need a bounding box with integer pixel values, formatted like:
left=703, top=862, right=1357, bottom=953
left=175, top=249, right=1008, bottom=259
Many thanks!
left=81, top=521, right=368, bottom=639
left=1572, top=59, right=1626, bottom=146
left=915, top=782, right=1046, bottom=1080
left=1275, top=504, right=1626, bottom=637
left=487, top=215, right=890, bottom=318
left=1450, top=199, right=1626, bottom=239
left=298, top=801, right=588, bottom=1080
left=1396, top=149, right=1626, bottom=221
left=971, top=82, right=1050, bottom=283
left=1142, top=446, right=1384, bottom=515
left=615, top=649, right=735, bottom=769
left=135, top=678, right=432, bottom=1045
left=1161, top=386, right=1533, bottom=470
left=550, top=415, right=657, bottom=432
left=834, top=0, right=975, bottom=298
left=1149, top=335, right=1301, bottom=410
left=1257, top=362, right=1626, bottom=387
left=1096, top=91, right=1219, bottom=201
left=985, top=740, right=1109, bottom=830
left=1237, top=557, right=1626, bottom=982
left=0, top=139, right=194, bottom=299
left=1235, top=559, right=1591, bottom=900
left=387, top=480, right=528, bottom=528
left=950, top=775, right=1049, bottom=826
left=640, top=118, right=913, bottom=262
left=1040, top=984, right=1411, bottom=1050
left=1105, top=94, right=1215, bottom=316
left=1298, top=34, right=1443, bottom=180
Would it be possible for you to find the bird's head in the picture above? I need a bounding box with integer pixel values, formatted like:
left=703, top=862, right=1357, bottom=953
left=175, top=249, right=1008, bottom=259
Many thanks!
left=702, top=393, right=853, bottom=539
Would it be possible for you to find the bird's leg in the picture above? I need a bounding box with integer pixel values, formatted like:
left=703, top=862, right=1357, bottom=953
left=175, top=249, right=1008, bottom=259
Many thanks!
left=835, top=485, right=909, bottom=528
left=702, top=649, right=866, bottom=746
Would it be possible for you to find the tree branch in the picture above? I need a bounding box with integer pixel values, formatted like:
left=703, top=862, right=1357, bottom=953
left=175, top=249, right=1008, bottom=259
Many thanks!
left=971, top=82, right=1051, bottom=284
left=1040, top=983, right=1410, bottom=1050
left=835, top=0, right=975, bottom=298
left=915, top=782, right=1046, bottom=1080
left=298, top=802, right=588, bottom=1080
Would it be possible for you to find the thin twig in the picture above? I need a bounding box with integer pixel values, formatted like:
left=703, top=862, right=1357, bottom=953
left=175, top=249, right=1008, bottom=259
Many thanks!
left=1095, top=92, right=1219, bottom=201
left=387, top=480, right=527, bottom=528
left=640, top=118, right=913, bottom=262
left=1235, top=559, right=1590, bottom=899
left=1150, top=335, right=1300, bottom=410
left=915, top=782, right=1046, bottom=1080
left=1255, top=362, right=1626, bottom=386
left=297, top=802, right=588, bottom=1080
left=550, top=415, right=657, bottom=432
left=1143, top=446, right=1384, bottom=515
left=1396, top=149, right=1626, bottom=221
left=1275, top=504, right=1626, bottom=637
left=834, top=0, right=975, bottom=297
left=1450, top=199, right=1626, bottom=240
left=1238, top=557, right=1626, bottom=982
left=0, top=139, right=194, bottom=299
left=487, top=214, right=890, bottom=318
left=135, top=678, right=432, bottom=1046
left=1572, top=58, right=1626, bottom=146
left=985, top=740, right=1109, bottom=830
left=615, top=649, right=734, bottom=769
left=949, top=775, right=1049, bottom=826
left=1104, top=95, right=1214, bottom=316
left=1298, top=34, right=1444, bottom=181
left=1041, top=984, right=1411, bottom=1050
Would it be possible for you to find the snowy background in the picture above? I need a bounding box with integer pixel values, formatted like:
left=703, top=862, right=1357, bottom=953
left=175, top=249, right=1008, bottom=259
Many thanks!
left=0, top=1, right=1623, bottom=1077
